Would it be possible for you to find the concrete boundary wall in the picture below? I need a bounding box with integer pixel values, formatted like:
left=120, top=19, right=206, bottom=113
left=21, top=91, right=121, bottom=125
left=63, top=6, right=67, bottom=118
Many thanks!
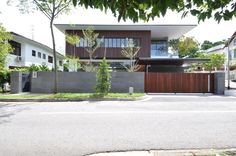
left=30, top=72, right=144, bottom=93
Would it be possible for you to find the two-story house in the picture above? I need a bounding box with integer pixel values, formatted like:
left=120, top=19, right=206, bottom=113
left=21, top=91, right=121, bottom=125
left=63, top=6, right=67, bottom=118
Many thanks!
left=55, top=24, right=200, bottom=72
left=6, top=32, right=64, bottom=71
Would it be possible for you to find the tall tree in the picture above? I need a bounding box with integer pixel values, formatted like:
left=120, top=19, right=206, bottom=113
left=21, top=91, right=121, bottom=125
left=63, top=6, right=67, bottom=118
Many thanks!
left=201, top=40, right=213, bottom=50
left=121, top=39, right=140, bottom=72
left=178, top=36, right=199, bottom=58
left=168, top=39, right=180, bottom=56
left=0, top=24, right=13, bottom=70
left=71, top=0, right=236, bottom=23
left=9, top=0, right=73, bottom=93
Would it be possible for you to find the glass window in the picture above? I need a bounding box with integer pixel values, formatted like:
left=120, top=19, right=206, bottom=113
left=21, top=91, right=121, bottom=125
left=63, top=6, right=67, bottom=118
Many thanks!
left=43, top=54, right=46, bottom=59
left=117, top=38, right=121, bottom=47
left=112, top=39, right=117, bottom=47
left=9, top=41, right=21, bottom=56
left=234, top=39, right=236, bottom=45
left=48, top=56, right=53, bottom=63
left=234, top=49, right=236, bottom=58
left=38, top=52, right=41, bottom=58
left=121, top=38, right=125, bottom=47
left=151, top=41, right=168, bottom=58
left=104, top=38, right=109, bottom=47
left=79, top=38, right=84, bottom=47
left=32, top=50, right=36, bottom=57
left=108, top=38, right=112, bottom=47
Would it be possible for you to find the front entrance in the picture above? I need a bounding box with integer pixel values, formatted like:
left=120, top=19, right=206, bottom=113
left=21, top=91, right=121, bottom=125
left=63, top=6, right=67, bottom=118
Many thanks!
left=145, top=72, right=214, bottom=93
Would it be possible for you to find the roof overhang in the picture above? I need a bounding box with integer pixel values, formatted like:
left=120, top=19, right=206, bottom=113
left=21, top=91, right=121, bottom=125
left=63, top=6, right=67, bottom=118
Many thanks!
left=138, top=58, right=210, bottom=66
left=54, top=24, right=197, bottom=40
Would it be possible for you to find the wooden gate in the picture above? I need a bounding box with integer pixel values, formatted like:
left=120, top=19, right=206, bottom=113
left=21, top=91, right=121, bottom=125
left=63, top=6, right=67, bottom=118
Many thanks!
left=145, top=72, right=214, bottom=93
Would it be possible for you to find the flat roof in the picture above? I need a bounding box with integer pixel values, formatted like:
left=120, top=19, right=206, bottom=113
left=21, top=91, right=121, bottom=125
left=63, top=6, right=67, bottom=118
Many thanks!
left=54, top=24, right=197, bottom=40
left=138, top=58, right=210, bottom=66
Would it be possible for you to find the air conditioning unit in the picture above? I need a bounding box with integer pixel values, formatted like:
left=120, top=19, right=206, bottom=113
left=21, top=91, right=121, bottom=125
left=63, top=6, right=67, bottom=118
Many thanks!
left=16, top=56, right=22, bottom=62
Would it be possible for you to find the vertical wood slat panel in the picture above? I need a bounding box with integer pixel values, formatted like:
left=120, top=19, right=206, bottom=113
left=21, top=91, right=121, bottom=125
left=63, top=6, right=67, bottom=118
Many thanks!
left=145, top=72, right=214, bottom=93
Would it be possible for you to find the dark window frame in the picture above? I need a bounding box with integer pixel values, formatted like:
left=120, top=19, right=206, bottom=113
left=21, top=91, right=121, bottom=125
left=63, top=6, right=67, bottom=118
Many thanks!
left=9, top=40, right=21, bottom=56
left=32, top=50, right=36, bottom=57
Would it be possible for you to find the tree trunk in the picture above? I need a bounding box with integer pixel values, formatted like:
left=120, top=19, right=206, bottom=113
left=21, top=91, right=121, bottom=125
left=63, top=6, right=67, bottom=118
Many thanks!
left=50, top=17, right=58, bottom=93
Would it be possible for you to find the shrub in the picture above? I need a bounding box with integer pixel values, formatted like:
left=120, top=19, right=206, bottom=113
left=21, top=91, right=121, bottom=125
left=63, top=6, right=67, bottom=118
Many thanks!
left=95, top=58, right=111, bottom=96
left=0, top=69, right=10, bottom=93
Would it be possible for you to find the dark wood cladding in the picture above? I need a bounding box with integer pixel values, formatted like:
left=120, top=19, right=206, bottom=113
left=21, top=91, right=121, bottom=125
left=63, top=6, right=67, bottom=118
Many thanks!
left=65, top=30, right=151, bottom=59
left=145, top=72, right=214, bottom=93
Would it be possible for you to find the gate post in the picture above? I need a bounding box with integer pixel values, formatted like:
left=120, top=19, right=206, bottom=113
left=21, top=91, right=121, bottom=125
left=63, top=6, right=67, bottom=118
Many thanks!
left=214, top=72, right=225, bottom=95
left=10, top=72, right=22, bottom=94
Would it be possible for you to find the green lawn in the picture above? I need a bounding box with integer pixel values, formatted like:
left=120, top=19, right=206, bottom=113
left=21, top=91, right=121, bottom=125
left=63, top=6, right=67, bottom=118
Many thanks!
left=0, top=93, right=145, bottom=99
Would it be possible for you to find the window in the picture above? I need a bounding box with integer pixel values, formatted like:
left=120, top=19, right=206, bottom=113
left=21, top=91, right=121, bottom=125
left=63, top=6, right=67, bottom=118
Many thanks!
left=108, top=38, right=112, bottom=47
left=32, top=50, right=36, bottom=57
left=234, top=39, right=236, bottom=45
left=151, top=41, right=168, bottom=58
left=9, top=41, right=21, bottom=56
left=234, top=49, right=236, bottom=59
left=43, top=54, right=46, bottom=59
left=48, top=56, right=53, bottom=63
left=59, top=60, right=63, bottom=66
left=38, top=52, right=41, bottom=58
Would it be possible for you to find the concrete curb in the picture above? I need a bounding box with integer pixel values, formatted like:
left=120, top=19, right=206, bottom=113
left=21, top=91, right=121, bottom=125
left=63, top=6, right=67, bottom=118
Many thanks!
left=0, top=95, right=148, bottom=102
left=88, top=149, right=236, bottom=156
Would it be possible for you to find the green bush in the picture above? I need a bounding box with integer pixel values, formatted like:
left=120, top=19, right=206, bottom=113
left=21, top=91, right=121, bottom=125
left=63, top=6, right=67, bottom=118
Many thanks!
left=95, top=58, right=111, bottom=96
left=0, top=69, right=10, bottom=93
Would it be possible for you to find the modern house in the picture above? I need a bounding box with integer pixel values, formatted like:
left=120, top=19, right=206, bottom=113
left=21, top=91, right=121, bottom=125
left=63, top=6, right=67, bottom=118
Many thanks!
left=55, top=24, right=206, bottom=72
left=6, top=32, right=64, bottom=71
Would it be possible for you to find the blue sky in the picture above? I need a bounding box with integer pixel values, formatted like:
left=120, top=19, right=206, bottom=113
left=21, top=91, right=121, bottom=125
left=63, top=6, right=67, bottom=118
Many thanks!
left=0, top=0, right=236, bottom=54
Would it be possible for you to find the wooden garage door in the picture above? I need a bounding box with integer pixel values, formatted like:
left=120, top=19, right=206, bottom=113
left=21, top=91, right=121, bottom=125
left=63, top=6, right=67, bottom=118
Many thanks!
left=145, top=72, right=214, bottom=93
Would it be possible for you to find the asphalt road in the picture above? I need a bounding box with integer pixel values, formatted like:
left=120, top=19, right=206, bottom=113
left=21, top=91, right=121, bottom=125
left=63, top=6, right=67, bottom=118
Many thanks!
left=0, top=95, right=236, bottom=156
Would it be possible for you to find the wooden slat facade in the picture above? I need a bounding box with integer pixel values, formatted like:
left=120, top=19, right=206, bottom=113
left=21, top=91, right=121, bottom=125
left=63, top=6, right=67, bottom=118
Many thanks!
left=145, top=72, right=214, bottom=93
left=65, top=30, right=151, bottom=59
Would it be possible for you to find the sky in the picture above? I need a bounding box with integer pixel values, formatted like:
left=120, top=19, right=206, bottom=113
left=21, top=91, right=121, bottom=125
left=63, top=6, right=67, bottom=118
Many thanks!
left=0, top=0, right=236, bottom=55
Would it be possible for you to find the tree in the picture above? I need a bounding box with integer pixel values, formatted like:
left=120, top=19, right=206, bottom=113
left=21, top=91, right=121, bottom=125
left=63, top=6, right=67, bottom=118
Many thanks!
left=95, top=58, right=111, bottom=96
left=0, top=24, right=13, bottom=70
left=201, top=40, right=213, bottom=50
left=198, top=53, right=225, bottom=72
left=9, top=0, right=73, bottom=93
left=65, top=33, right=81, bottom=71
left=82, top=26, right=101, bottom=72
left=71, top=0, right=236, bottom=23
left=178, top=36, right=199, bottom=58
left=121, top=39, right=140, bottom=72
left=168, top=39, right=180, bottom=55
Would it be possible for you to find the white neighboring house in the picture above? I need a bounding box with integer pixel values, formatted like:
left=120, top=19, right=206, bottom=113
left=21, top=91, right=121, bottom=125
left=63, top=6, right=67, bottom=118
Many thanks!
left=225, top=31, right=236, bottom=65
left=203, top=44, right=226, bottom=55
left=5, top=32, right=64, bottom=71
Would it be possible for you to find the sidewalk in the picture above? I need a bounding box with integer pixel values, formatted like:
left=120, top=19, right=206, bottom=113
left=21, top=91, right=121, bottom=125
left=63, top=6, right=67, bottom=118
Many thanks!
left=89, top=149, right=236, bottom=156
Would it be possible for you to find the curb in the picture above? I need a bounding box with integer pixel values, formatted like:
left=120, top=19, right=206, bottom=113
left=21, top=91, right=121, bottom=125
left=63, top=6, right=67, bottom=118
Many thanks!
left=0, top=95, right=148, bottom=102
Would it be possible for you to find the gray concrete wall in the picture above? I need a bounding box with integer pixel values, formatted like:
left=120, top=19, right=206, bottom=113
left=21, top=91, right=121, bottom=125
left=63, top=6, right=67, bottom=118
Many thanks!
left=214, top=72, right=225, bottom=95
left=110, top=72, right=144, bottom=93
left=31, top=72, right=144, bottom=93
left=10, top=72, right=22, bottom=94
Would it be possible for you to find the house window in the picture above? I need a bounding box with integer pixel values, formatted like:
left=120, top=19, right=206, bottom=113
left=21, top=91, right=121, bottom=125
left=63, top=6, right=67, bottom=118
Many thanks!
left=234, top=49, right=236, bottom=59
left=48, top=56, right=53, bottom=63
left=234, top=39, right=236, bottom=46
left=43, top=54, right=46, bottom=59
left=38, top=52, right=41, bottom=58
left=151, top=41, right=168, bottom=58
left=9, top=41, right=21, bottom=56
left=32, top=50, right=36, bottom=57
left=59, top=60, right=63, bottom=66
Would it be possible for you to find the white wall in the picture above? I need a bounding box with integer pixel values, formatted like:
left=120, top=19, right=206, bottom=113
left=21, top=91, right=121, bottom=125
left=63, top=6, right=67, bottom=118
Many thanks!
left=6, top=36, right=64, bottom=70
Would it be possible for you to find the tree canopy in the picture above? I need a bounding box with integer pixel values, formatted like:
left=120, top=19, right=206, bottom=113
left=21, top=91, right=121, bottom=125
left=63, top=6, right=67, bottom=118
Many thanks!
left=200, top=40, right=227, bottom=50
left=71, top=0, right=236, bottom=23
left=0, top=24, right=13, bottom=70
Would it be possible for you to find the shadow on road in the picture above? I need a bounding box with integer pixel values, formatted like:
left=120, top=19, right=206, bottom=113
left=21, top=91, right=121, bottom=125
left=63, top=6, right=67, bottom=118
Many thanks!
left=0, top=103, right=31, bottom=124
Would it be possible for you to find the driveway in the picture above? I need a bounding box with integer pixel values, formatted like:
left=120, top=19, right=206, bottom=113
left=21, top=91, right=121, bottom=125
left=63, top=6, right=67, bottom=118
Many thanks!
left=0, top=95, right=236, bottom=156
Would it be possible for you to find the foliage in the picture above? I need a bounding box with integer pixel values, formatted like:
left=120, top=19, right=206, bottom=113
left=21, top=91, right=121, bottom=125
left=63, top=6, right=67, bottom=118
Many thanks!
left=201, top=40, right=227, bottom=50
left=230, top=64, right=236, bottom=70
left=28, top=64, right=50, bottom=72
left=178, top=36, right=199, bottom=58
left=0, top=69, right=10, bottom=93
left=197, top=53, right=225, bottom=72
left=0, top=24, right=13, bottom=70
left=82, top=26, right=101, bottom=61
left=9, top=0, right=73, bottom=93
left=95, top=58, right=111, bottom=96
left=168, top=39, right=180, bottom=55
left=121, top=39, right=140, bottom=72
left=65, top=55, right=81, bottom=72
left=70, top=0, right=236, bottom=23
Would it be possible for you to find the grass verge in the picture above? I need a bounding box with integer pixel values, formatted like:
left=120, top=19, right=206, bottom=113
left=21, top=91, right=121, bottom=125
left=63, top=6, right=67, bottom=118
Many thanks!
left=0, top=93, right=145, bottom=99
